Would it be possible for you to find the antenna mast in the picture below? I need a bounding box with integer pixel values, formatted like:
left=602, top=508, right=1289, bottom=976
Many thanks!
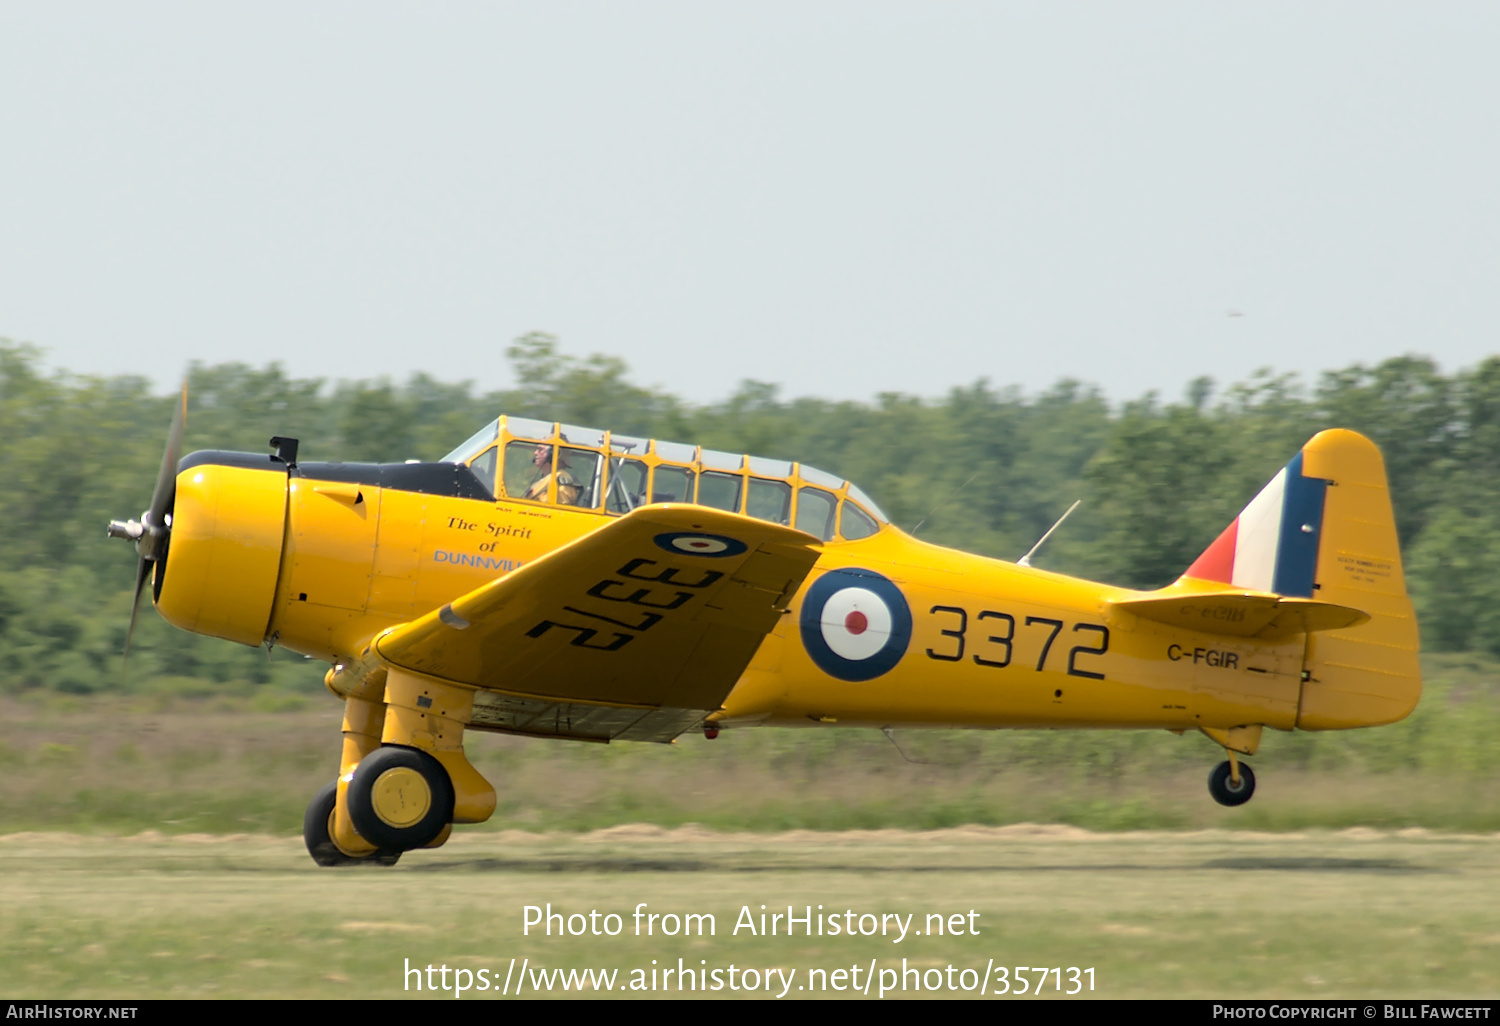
left=1017, top=500, right=1081, bottom=567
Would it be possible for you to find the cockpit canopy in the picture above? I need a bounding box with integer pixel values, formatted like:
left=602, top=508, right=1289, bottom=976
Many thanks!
left=442, top=416, right=888, bottom=542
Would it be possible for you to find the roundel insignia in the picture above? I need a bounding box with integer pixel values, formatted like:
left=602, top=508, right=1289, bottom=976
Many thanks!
left=653, top=532, right=748, bottom=558
left=799, top=568, right=912, bottom=682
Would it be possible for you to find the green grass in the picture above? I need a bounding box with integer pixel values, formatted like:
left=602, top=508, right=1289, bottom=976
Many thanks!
left=1, top=651, right=1497, bottom=836
left=0, top=829, right=1496, bottom=998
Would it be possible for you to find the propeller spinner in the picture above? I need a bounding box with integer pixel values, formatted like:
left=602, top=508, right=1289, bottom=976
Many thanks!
left=107, top=383, right=187, bottom=655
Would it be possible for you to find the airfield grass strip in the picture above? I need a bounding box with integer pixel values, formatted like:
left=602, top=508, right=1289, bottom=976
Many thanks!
left=1, top=830, right=1498, bottom=999
left=1, top=652, right=1497, bottom=836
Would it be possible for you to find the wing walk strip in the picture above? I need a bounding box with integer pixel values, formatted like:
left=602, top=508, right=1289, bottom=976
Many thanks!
left=364, top=505, right=822, bottom=743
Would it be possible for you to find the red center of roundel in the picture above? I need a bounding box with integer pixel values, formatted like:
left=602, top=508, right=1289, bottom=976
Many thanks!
left=844, top=611, right=868, bottom=635
left=689, top=540, right=710, bottom=548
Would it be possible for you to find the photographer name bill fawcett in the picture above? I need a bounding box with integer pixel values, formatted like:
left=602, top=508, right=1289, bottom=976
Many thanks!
left=522, top=903, right=980, bottom=943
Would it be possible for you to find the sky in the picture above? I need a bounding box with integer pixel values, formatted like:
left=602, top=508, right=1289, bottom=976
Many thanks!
left=2, top=2, right=1497, bottom=407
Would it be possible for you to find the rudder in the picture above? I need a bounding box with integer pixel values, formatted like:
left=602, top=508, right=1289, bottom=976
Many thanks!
left=1182, top=430, right=1421, bottom=730
left=1296, top=430, right=1420, bottom=729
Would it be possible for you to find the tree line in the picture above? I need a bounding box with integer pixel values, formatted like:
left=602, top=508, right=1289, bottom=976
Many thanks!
left=1, top=334, right=1495, bottom=694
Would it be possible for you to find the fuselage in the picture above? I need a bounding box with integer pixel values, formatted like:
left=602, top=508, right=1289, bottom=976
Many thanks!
left=158, top=448, right=1308, bottom=738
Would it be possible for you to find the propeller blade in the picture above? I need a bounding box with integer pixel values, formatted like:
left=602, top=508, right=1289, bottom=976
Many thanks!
left=115, top=379, right=188, bottom=667
left=147, top=382, right=187, bottom=529
left=124, top=556, right=152, bottom=661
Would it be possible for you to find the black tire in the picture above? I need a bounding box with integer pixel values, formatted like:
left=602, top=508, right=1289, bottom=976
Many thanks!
left=1208, top=760, right=1256, bottom=807
left=303, top=781, right=401, bottom=867
left=346, top=746, right=454, bottom=851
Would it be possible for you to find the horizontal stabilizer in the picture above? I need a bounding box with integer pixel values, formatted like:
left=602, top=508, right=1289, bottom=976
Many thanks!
left=1111, top=591, right=1369, bottom=640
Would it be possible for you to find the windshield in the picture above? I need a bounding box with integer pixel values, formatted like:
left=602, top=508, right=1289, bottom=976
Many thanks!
left=439, top=420, right=499, bottom=464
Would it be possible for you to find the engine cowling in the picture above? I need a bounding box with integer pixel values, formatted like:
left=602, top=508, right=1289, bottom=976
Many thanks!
left=154, top=456, right=289, bottom=647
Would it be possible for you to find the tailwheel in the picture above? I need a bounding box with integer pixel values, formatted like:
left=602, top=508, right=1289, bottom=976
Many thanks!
left=346, top=745, right=455, bottom=851
left=303, top=782, right=401, bottom=867
left=1208, top=760, right=1256, bottom=807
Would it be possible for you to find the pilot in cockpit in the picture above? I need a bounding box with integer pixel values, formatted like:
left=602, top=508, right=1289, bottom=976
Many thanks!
left=524, top=444, right=582, bottom=505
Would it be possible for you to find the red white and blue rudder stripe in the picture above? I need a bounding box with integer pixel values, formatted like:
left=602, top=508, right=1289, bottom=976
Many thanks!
left=1183, top=450, right=1329, bottom=598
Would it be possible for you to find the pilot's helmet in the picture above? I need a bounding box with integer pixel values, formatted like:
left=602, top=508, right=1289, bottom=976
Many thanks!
left=532, top=443, right=571, bottom=468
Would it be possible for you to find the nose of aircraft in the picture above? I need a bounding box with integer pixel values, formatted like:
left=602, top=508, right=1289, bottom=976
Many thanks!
left=151, top=455, right=289, bottom=646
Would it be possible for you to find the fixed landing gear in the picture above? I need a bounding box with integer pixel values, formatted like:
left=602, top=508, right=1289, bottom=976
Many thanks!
left=302, top=782, right=401, bottom=867
left=1208, top=759, right=1256, bottom=806
left=346, top=745, right=455, bottom=851
left=307, top=671, right=493, bottom=866
left=1197, top=726, right=1261, bottom=807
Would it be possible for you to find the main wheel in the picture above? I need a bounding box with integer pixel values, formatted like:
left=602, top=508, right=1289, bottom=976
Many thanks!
left=303, top=782, right=401, bottom=867
left=1208, top=760, right=1256, bottom=807
left=346, top=746, right=454, bottom=851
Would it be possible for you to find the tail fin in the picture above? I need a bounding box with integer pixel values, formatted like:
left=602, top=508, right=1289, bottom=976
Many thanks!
left=1181, top=429, right=1421, bottom=729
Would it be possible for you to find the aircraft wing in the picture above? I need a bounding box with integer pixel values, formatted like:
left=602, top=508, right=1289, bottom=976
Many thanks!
left=372, top=505, right=820, bottom=743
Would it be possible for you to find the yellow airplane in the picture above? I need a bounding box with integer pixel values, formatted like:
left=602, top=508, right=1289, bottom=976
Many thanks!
left=108, top=402, right=1420, bottom=865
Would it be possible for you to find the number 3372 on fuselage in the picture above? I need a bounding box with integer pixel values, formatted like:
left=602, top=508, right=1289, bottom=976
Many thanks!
left=108, top=410, right=1419, bottom=866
